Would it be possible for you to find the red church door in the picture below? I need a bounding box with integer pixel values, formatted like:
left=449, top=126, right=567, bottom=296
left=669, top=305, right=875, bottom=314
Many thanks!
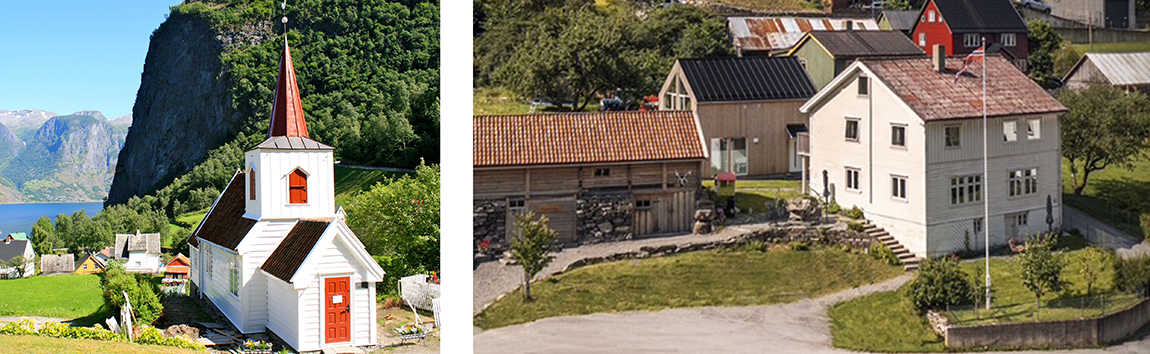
left=325, top=277, right=351, bottom=343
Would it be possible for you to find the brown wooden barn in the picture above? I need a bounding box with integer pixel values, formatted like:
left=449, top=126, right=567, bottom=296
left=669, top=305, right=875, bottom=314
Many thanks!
left=473, top=111, right=708, bottom=254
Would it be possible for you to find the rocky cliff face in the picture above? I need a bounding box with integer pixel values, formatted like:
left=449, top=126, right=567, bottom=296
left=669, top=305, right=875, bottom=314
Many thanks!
left=107, top=12, right=266, bottom=205
left=0, top=123, right=22, bottom=165
left=1, top=115, right=124, bottom=202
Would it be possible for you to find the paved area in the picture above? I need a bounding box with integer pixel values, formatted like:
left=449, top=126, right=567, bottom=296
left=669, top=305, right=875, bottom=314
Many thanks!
left=473, top=222, right=785, bottom=313
left=1064, top=206, right=1150, bottom=258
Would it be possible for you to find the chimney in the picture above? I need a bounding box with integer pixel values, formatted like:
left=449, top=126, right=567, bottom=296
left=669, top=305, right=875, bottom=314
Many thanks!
left=932, top=44, right=946, bottom=73
left=735, top=43, right=743, bottom=58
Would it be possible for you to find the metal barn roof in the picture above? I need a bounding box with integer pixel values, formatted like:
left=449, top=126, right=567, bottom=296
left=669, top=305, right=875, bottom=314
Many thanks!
left=1075, top=52, right=1150, bottom=86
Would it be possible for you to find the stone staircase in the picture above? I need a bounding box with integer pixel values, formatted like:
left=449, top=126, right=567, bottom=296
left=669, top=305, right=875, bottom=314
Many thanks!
left=861, top=220, right=922, bottom=271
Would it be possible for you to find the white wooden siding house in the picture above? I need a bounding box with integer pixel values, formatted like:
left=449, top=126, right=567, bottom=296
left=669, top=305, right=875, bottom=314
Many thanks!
left=801, top=47, right=1067, bottom=258
left=0, top=238, right=34, bottom=278
left=115, top=231, right=162, bottom=273
left=187, top=38, right=385, bottom=352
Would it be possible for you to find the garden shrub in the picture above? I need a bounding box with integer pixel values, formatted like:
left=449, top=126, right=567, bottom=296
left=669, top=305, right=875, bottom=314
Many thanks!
left=101, top=263, right=163, bottom=325
left=826, top=202, right=841, bottom=214
left=0, top=318, right=37, bottom=335
left=63, top=324, right=123, bottom=342
left=906, top=257, right=975, bottom=310
left=868, top=243, right=900, bottom=266
left=847, top=221, right=867, bottom=233
left=136, top=325, right=207, bottom=350
left=845, top=206, right=865, bottom=219
left=1115, top=255, right=1150, bottom=296
left=1141, top=214, right=1150, bottom=241
left=38, top=321, right=71, bottom=338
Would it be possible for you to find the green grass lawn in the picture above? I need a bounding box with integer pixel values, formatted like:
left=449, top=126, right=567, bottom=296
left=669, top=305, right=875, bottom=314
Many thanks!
left=0, top=335, right=202, bottom=354
left=0, top=274, right=109, bottom=324
left=702, top=179, right=804, bottom=214
left=1071, top=41, right=1150, bottom=55
left=829, top=248, right=1144, bottom=352
left=1061, top=155, right=1150, bottom=238
left=474, top=247, right=902, bottom=329
left=333, top=165, right=406, bottom=207
left=474, top=87, right=598, bottom=115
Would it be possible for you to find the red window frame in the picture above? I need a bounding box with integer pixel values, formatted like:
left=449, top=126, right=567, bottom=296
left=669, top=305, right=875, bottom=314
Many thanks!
left=289, top=169, right=308, bottom=204
left=249, top=169, right=256, bottom=200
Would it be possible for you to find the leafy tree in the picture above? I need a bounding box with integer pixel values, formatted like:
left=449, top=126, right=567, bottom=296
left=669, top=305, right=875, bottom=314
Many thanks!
left=1079, top=246, right=1114, bottom=297
left=1019, top=234, right=1066, bottom=320
left=100, top=262, right=163, bottom=325
left=345, top=162, right=439, bottom=295
left=1059, top=84, right=1150, bottom=195
left=884, top=0, right=921, bottom=11
left=906, top=256, right=976, bottom=309
left=2, top=255, right=33, bottom=278
left=32, top=216, right=62, bottom=255
left=510, top=212, right=557, bottom=301
left=1115, top=255, right=1150, bottom=296
left=1028, top=20, right=1062, bottom=88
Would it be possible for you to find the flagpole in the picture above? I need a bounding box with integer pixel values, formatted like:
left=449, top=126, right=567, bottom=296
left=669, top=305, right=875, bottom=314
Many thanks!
left=982, top=36, right=992, bottom=311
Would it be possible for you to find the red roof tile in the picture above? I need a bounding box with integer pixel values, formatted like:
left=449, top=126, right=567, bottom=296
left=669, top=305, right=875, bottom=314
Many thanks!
left=188, top=172, right=256, bottom=250
left=260, top=218, right=332, bottom=283
left=473, top=111, right=706, bottom=167
left=861, top=56, right=1067, bottom=121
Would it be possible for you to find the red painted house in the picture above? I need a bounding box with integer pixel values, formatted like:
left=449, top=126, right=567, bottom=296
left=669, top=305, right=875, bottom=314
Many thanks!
left=910, top=0, right=1029, bottom=71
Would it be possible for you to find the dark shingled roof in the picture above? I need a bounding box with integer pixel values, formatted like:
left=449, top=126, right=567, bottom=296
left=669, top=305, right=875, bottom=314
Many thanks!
left=250, top=136, right=334, bottom=151
left=930, top=0, right=1027, bottom=32
left=678, top=57, right=816, bottom=102
left=188, top=172, right=257, bottom=250
left=807, top=31, right=925, bottom=58
left=0, top=240, right=30, bottom=263
left=260, top=218, right=332, bottom=282
left=881, top=10, right=919, bottom=32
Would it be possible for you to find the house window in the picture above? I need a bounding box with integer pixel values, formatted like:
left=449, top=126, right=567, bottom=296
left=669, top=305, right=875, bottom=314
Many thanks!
left=711, top=138, right=748, bottom=175
left=919, top=33, right=926, bottom=46
left=1001, top=33, right=1016, bottom=47
left=891, top=125, right=906, bottom=147
left=1003, top=120, right=1018, bottom=142
left=858, top=76, right=869, bottom=95
left=289, top=169, right=308, bottom=204
left=508, top=199, right=525, bottom=209
left=1027, top=119, right=1040, bottom=140
left=845, top=118, right=860, bottom=142
left=1016, top=213, right=1029, bottom=226
left=944, top=125, right=961, bottom=148
left=974, top=217, right=983, bottom=233
left=964, top=34, right=980, bottom=48
left=636, top=200, right=652, bottom=209
left=83, top=264, right=88, bottom=270
left=229, top=257, right=239, bottom=297
left=950, top=174, right=983, bottom=205
left=891, top=175, right=908, bottom=200
left=1009, top=168, right=1038, bottom=197
left=594, top=168, right=610, bottom=177
left=928, top=11, right=936, bottom=23
left=846, top=168, right=861, bottom=191
left=249, top=168, right=256, bottom=200
left=206, top=248, right=213, bottom=278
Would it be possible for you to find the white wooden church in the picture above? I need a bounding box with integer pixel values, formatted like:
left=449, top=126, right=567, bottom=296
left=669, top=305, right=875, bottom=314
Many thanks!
left=188, top=37, right=385, bottom=352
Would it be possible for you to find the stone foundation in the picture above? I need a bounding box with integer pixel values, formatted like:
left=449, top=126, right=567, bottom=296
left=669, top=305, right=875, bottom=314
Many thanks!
left=473, top=200, right=506, bottom=256
left=576, top=193, right=634, bottom=244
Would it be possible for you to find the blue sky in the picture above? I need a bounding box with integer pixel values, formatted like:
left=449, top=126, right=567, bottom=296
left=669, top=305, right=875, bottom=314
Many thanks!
left=0, top=1, right=183, bottom=118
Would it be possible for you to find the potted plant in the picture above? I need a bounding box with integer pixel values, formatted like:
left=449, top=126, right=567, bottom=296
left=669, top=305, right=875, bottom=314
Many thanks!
left=242, top=339, right=273, bottom=354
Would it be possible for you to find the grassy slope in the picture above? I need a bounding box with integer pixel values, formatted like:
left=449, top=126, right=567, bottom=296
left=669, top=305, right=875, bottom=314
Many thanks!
left=702, top=179, right=805, bottom=214
left=830, top=287, right=946, bottom=352
left=475, top=248, right=902, bottom=329
left=1061, top=154, right=1150, bottom=238
left=0, top=274, right=108, bottom=321
left=0, top=335, right=202, bottom=354
left=333, top=165, right=405, bottom=207
left=1071, top=41, right=1150, bottom=55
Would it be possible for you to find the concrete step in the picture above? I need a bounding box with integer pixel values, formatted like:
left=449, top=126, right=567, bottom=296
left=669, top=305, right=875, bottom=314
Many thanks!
left=868, top=230, right=889, bottom=238
left=876, top=234, right=895, bottom=242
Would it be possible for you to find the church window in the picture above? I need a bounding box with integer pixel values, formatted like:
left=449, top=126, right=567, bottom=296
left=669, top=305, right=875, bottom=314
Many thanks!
left=249, top=168, right=256, bottom=200
left=289, top=169, right=308, bottom=204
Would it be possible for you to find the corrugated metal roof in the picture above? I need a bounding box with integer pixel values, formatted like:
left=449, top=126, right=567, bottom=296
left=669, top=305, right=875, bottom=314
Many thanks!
left=1084, top=52, right=1150, bottom=86
left=729, top=17, right=879, bottom=52
left=678, top=57, right=816, bottom=102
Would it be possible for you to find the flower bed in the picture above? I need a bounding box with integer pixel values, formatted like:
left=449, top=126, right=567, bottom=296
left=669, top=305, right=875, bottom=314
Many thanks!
left=0, top=318, right=205, bottom=351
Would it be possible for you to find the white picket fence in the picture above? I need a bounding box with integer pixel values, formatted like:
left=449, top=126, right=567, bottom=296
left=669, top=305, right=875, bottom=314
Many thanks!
left=399, top=273, right=441, bottom=325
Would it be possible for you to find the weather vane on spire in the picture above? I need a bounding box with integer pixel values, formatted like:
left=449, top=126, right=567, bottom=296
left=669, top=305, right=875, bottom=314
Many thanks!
left=280, top=1, right=288, bottom=33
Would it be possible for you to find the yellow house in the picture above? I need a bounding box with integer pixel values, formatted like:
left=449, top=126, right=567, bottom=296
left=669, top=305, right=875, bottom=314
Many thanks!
left=74, top=254, right=107, bottom=274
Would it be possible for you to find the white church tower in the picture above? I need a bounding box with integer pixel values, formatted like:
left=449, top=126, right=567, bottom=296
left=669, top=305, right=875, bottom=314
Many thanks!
left=244, top=38, right=337, bottom=221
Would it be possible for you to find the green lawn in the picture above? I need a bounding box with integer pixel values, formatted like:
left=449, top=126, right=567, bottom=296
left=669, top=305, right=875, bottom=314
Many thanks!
left=0, top=274, right=109, bottom=325
left=1061, top=155, right=1150, bottom=239
left=474, top=87, right=598, bottom=116
left=1071, top=41, right=1150, bottom=55
left=829, top=248, right=1144, bottom=352
left=702, top=179, right=804, bottom=214
left=333, top=165, right=406, bottom=207
left=0, top=335, right=202, bottom=354
left=474, top=247, right=903, bottom=329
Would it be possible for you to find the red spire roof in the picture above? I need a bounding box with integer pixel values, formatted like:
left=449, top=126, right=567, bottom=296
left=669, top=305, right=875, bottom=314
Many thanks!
left=268, top=38, right=309, bottom=138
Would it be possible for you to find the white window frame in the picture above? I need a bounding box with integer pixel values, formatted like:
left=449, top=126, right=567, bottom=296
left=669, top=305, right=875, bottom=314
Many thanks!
left=928, top=11, right=936, bottom=23
left=1003, top=120, right=1018, bottom=142
left=973, top=217, right=984, bottom=234
left=1027, top=119, right=1041, bottom=140
left=919, top=33, right=926, bottom=47
left=891, top=175, right=908, bottom=200
left=229, top=256, right=240, bottom=297
left=858, top=76, right=869, bottom=95
left=964, top=33, right=980, bottom=48
left=845, top=167, right=862, bottom=192
left=891, top=124, right=907, bottom=148
left=944, top=124, right=961, bottom=148
left=845, top=117, right=861, bottom=142
left=1008, top=168, right=1039, bottom=197
left=949, top=174, right=983, bottom=205
left=1001, top=33, right=1016, bottom=47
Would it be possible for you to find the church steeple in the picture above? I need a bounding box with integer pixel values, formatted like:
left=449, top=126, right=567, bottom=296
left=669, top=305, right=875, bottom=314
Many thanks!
left=268, top=37, right=309, bottom=138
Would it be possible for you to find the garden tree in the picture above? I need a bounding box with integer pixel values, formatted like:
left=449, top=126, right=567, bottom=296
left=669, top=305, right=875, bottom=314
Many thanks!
left=170, top=228, right=192, bottom=257
left=1059, top=84, right=1150, bottom=195
left=67, top=211, right=113, bottom=255
left=1019, top=234, right=1067, bottom=320
left=885, top=0, right=923, bottom=11
left=31, top=216, right=62, bottom=255
left=907, top=256, right=976, bottom=309
left=100, top=262, right=163, bottom=325
left=345, top=162, right=439, bottom=295
left=1028, top=20, right=1063, bottom=88
left=1079, top=246, right=1114, bottom=297
left=1115, top=255, right=1150, bottom=296
left=2, top=255, right=32, bottom=278
left=510, top=212, right=558, bottom=301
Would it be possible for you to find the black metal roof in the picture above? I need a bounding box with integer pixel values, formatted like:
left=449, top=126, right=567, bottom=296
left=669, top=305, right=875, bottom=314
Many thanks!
left=0, top=240, right=29, bottom=263
left=930, top=0, right=1027, bottom=32
left=678, top=57, right=816, bottom=103
left=807, top=31, right=925, bottom=58
left=249, top=136, right=334, bottom=151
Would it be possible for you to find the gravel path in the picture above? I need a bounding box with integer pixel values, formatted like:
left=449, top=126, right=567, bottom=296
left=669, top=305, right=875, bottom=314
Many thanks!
left=473, top=222, right=785, bottom=313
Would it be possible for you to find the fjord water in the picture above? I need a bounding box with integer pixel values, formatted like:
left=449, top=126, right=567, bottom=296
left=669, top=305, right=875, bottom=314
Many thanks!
left=0, top=202, right=103, bottom=236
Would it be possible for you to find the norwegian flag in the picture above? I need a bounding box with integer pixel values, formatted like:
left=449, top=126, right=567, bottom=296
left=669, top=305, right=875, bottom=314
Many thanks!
left=954, top=44, right=985, bottom=82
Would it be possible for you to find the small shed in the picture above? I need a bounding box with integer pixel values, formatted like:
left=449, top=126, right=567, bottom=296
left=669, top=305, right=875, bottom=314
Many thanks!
left=41, top=254, right=75, bottom=275
left=1063, top=52, right=1150, bottom=94
left=163, top=253, right=190, bottom=284
left=75, top=253, right=107, bottom=275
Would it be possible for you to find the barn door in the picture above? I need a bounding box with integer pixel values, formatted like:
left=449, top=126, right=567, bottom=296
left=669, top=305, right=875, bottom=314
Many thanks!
left=325, top=277, right=351, bottom=343
left=634, top=199, right=659, bottom=236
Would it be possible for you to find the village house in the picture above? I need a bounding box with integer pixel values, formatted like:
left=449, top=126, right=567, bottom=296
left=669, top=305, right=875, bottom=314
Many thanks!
left=657, top=57, right=815, bottom=177
left=1044, top=0, right=1136, bottom=29
left=727, top=17, right=880, bottom=56
left=878, top=10, right=919, bottom=35
left=800, top=46, right=1066, bottom=258
left=0, top=237, right=34, bottom=278
left=75, top=253, right=107, bottom=275
left=910, top=0, right=1029, bottom=71
left=1062, top=52, right=1150, bottom=94
left=114, top=230, right=162, bottom=273
left=163, top=253, right=190, bottom=284
left=40, top=253, right=75, bottom=275
left=4, top=233, right=28, bottom=242
left=187, top=38, right=385, bottom=352
left=786, top=30, right=925, bottom=90
left=473, top=111, right=707, bottom=252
